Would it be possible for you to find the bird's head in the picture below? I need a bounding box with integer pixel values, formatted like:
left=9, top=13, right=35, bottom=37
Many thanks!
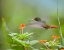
left=28, top=17, right=41, bottom=22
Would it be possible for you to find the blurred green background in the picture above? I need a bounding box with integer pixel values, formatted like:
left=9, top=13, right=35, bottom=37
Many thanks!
left=1, top=0, right=64, bottom=50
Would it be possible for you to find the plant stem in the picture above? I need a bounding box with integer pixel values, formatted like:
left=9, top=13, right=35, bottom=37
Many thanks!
left=20, top=30, right=21, bottom=34
left=22, top=28, right=23, bottom=34
left=24, top=47, right=27, bottom=50
left=20, top=28, right=27, bottom=50
left=42, top=42, right=50, bottom=50
left=57, top=0, right=64, bottom=46
left=53, top=38, right=56, bottom=42
left=20, top=28, right=23, bottom=34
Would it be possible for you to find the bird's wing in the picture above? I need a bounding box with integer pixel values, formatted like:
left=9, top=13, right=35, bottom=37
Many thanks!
left=26, top=21, right=46, bottom=27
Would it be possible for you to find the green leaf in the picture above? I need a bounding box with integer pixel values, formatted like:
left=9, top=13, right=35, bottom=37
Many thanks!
left=8, top=33, right=19, bottom=37
left=19, top=32, right=33, bottom=39
left=2, top=17, right=11, bottom=44
left=12, top=45, right=24, bottom=50
left=29, top=40, right=38, bottom=45
left=49, top=41, right=57, bottom=46
left=40, top=48, right=46, bottom=50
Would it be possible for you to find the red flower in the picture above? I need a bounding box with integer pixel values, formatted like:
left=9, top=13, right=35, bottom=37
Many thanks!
left=52, top=35, right=60, bottom=39
left=39, top=40, right=47, bottom=43
left=19, top=24, right=25, bottom=30
left=20, top=24, right=25, bottom=28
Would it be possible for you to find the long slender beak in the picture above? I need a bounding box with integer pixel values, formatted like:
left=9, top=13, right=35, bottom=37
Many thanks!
left=28, top=19, right=34, bottom=22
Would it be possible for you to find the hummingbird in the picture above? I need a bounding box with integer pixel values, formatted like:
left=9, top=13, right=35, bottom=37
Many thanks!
left=27, top=17, right=58, bottom=29
left=27, top=17, right=50, bottom=29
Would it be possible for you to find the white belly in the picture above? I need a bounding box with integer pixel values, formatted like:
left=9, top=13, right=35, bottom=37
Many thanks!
left=27, top=24, right=43, bottom=28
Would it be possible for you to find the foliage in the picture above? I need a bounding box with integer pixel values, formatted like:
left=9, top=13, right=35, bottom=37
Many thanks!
left=2, top=17, right=64, bottom=50
left=2, top=17, right=38, bottom=50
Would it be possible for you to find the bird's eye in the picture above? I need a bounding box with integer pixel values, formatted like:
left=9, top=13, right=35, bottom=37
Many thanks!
left=34, top=17, right=41, bottom=21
